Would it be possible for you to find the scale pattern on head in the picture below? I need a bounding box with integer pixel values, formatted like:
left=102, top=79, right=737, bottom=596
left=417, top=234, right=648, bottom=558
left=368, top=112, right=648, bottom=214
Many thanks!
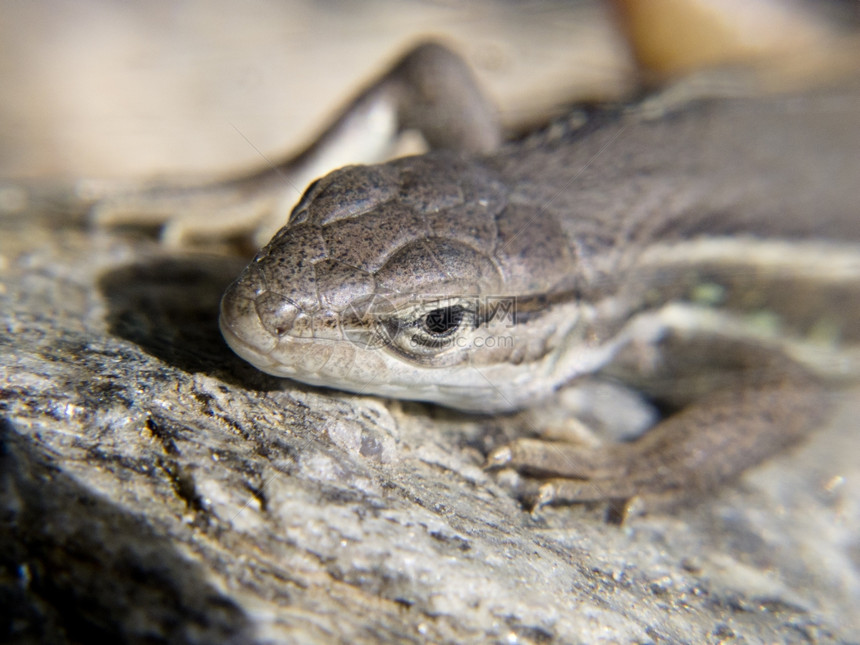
left=219, top=149, right=585, bottom=407
left=226, top=152, right=573, bottom=341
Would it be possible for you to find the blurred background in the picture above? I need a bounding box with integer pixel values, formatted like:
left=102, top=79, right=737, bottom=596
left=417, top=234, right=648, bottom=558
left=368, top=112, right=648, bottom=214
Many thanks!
left=0, top=0, right=856, bottom=181
left=0, top=0, right=635, bottom=180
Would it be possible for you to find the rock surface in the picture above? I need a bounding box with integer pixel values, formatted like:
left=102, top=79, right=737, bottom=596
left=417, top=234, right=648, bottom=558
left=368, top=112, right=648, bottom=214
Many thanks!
left=0, top=188, right=858, bottom=644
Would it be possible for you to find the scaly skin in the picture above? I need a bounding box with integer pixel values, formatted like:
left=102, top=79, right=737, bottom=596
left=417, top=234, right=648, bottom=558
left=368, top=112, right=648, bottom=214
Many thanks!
left=220, top=78, right=860, bottom=510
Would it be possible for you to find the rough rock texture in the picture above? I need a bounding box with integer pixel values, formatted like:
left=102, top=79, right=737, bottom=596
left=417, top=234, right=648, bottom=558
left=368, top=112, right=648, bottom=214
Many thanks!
left=1, top=194, right=859, bottom=644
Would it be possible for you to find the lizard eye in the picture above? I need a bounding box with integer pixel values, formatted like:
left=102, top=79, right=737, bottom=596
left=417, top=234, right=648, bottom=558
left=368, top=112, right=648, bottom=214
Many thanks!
left=422, top=305, right=465, bottom=337
left=378, top=299, right=478, bottom=364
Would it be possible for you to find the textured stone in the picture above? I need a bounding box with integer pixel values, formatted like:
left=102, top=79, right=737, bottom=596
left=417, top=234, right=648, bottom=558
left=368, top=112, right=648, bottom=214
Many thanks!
left=1, top=192, right=858, bottom=644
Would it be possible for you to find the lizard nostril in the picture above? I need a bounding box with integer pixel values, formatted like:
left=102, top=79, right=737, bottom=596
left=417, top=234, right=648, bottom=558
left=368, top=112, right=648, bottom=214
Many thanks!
left=254, top=291, right=301, bottom=338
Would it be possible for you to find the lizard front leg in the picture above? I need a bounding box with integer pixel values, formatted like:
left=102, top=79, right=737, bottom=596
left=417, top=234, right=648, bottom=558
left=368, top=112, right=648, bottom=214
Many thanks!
left=488, top=372, right=829, bottom=517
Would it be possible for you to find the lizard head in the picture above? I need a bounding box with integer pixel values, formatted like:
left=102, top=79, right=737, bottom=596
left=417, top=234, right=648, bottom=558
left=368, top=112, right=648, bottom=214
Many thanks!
left=220, top=152, right=582, bottom=411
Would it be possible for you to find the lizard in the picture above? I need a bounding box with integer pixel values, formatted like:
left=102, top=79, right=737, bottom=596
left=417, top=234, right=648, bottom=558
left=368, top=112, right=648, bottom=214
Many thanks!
left=212, top=44, right=860, bottom=514
left=91, top=13, right=860, bottom=513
